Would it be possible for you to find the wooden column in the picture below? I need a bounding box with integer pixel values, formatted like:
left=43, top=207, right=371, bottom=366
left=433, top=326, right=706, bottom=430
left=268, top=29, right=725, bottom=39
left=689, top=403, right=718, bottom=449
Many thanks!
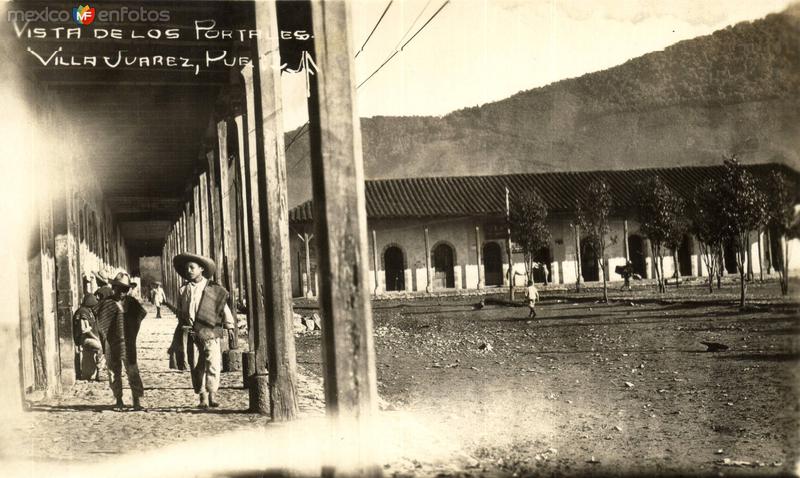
left=424, top=227, right=432, bottom=293
left=185, top=200, right=195, bottom=254
left=53, top=178, right=76, bottom=388
left=199, top=171, right=211, bottom=258
left=240, top=63, right=270, bottom=414
left=193, top=182, right=202, bottom=254
left=233, top=113, right=254, bottom=328
left=372, top=229, right=380, bottom=295
left=253, top=0, right=299, bottom=421
left=308, top=1, right=379, bottom=470
left=304, top=231, right=314, bottom=298
left=216, top=119, right=238, bottom=350
left=206, top=150, right=224, bottom=267
left=475, top=226, right=483, bottom=289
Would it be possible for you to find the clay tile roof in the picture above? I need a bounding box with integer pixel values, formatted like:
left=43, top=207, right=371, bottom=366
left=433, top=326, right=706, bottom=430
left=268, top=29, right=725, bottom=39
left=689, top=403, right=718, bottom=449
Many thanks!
left=289, top=163, right=799, bottom=223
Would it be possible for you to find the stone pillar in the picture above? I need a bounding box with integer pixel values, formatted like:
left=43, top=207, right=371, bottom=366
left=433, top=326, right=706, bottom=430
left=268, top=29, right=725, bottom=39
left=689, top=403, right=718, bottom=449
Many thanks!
left=475, top=226, right=484, bottom=289
left=623, top=219, right=630, bottom=263
left=424, top=227, right=432, bottom=293
left=53, top=182, right=76, bottom=388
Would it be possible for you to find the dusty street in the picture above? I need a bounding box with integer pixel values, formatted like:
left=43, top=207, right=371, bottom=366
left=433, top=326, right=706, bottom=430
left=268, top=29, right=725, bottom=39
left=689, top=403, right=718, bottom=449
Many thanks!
left=297, top=280, right=799, bottom=477
left=4, top=281, right=798, bottom=477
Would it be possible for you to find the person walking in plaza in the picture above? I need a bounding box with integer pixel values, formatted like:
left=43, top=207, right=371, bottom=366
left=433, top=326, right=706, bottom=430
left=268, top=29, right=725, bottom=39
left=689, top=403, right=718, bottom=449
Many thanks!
left=72, top=294, right=103, bottom=381
left=95, top=272, right=147, bottom=410
left=173, top=253, right=235, bottom=409
left=525, top=279, right=539, bottom=319
left=150, top=281, right=166, bottom=318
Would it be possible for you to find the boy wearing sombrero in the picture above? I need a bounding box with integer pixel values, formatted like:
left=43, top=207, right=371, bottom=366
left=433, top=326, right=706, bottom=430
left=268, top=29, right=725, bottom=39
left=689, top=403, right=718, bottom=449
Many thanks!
left=173, top=252, right=235, bottom=408
left=95, top=272, right=147, bottom=410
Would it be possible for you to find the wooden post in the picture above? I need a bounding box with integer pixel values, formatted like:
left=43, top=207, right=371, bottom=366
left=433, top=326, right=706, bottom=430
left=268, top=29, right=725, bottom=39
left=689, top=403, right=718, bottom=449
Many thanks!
left=240, top=63, right=269, bottom=414
left=206, top=149, right=224, bottom=267
left=308, top=0, right=380, bottom=473
left=53, top=179, right=76, bottom=388
left=372, top=230, right=380, bottom=295
left=424, top=227, right=432, bottom=293
left=193, top=182, right=202, bottom=254
left=233, top=113, right=254, bottom=333
left=216, top=119, right=239, bottom=350
left=304, top=231, right=313, bottom=298
left=199, top=171, right=212, bottom=259
left=475, top=226, right=483, bottom=289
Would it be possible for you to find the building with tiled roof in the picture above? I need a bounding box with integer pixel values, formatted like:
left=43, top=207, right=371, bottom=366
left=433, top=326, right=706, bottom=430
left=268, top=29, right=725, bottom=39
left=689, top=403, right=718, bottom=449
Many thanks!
left=288, top=163, right=799, bottom=297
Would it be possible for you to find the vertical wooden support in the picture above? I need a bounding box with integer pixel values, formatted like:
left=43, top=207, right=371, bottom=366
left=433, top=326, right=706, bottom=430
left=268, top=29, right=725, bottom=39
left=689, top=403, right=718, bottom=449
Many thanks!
left=216, top=119, right=238, bottom=349
left=372, top=230, right=379, bottom=295
left=253, top=0, right=299, bottom=421
left=304, top=231, right=313, bottom=298
left=233, top=113, right=254, bottom=332
left=206, top=150, right=224, bottom=267
left=308, top=1, right=379, bottom=473
left=475, top=226, right=483, bottom=289
left=53, top=178, right=76, bottom=388
left=424, top=228, right=432, bottom=293
left=240, top=63, right=269, bottom=414
left=623, top=219, right=630, bottom=263
left=193, top=182, right=203, bottom=254
left=185, top=201, right=194, bottom=254
left=199, top=171, right=211, bottom=259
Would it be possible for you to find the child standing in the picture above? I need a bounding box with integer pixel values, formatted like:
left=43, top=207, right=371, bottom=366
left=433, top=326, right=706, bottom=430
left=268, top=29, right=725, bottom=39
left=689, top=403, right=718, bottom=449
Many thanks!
left=525, top=279, right=539, bottom=319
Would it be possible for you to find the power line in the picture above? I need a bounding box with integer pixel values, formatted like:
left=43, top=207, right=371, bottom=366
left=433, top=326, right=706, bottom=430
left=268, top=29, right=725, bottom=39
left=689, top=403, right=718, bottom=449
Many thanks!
left=285, top=0, right=450, bottom=164
left=357, top=0, right=450, bottom=90
left=355, top=0, right=394, bottom=59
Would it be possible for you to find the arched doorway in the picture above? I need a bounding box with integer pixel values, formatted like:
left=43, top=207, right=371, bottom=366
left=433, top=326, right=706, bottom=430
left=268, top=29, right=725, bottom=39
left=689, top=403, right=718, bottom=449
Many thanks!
left=722, top=239, right=738, bottom=274
left=677, top=234, right=693, bottom=277
left=384, top=246, right=405, bottom=291
left=432, top=243, right=455, bottom=289
left=533, top=246, right=552, bottom=284
left=483, top=242, right=503, bottom=286
left=628, top=234, right=646, bottom=277
left=581, top=239, right=599, bottom=282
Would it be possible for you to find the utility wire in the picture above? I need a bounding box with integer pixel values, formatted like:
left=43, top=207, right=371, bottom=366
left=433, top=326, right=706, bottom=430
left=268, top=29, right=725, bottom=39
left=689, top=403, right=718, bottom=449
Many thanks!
left=355, top=0, right=394, bottom=59
left=285, top=0, right=450, bottom=161
left=356, top=0, right=450, bottom=90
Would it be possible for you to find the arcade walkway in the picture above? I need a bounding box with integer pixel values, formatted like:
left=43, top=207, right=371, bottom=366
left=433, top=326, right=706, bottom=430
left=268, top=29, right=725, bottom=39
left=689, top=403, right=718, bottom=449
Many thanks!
left=5, top=304, right=325, bottom=462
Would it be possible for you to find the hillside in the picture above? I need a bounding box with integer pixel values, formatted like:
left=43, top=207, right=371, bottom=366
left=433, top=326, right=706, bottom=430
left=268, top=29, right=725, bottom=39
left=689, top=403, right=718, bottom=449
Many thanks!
left=285, top=5, right=800, bottom=207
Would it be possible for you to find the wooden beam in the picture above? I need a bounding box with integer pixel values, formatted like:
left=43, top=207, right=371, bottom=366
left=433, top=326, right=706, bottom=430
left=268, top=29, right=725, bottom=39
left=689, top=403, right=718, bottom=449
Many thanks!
left=253, top=0, right=299, bottom=421
left=233, top=114, right=253, bottom=339
left=308, top=1, right=379, bottom=470
left=216, top=119, right=238, bottom=350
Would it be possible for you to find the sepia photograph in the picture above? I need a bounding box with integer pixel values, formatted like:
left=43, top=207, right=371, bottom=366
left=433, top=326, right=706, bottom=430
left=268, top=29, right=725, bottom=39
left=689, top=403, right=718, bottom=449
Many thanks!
left=0, top=0, right=798, bottom=477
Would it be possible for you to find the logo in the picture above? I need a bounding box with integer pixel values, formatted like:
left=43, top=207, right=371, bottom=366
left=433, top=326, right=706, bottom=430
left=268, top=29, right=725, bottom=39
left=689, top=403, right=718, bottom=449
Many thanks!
left=73, top=5, right=95, bottom=25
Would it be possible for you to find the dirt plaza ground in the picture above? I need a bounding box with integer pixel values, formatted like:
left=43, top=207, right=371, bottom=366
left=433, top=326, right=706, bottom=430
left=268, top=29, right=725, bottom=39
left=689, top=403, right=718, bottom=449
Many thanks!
left=4, top=280, right=798, bottom=477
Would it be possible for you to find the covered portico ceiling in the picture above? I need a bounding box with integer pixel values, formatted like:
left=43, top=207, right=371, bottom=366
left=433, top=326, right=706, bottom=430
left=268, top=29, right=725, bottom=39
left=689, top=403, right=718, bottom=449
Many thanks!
left=14, top=0, right=311, bottom=257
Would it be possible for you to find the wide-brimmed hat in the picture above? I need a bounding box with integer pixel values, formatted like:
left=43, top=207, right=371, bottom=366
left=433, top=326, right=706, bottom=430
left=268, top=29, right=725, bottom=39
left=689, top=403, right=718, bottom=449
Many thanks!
left=109, top=272, right=137, bottom=291
left=81, top=294, right=98, bottom=308
left=94, top=270, right=110, bottom=287
left=153, top=281, right=162, bottom=287
left=173, top=253, right=216, bottom=280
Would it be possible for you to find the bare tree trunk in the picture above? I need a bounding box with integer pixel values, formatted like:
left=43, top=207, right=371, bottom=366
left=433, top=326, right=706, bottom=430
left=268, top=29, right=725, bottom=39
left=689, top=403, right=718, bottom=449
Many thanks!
left=780, top=233, right=789, bottom=295
left=673, top=249, right=680, bottom=288
left=659, top=254, right=666, bottom=293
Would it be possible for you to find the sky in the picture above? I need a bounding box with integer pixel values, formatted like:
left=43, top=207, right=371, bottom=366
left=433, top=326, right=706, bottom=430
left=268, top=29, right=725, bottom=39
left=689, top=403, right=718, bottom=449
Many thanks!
left=280, top=0, right=794, bottom=130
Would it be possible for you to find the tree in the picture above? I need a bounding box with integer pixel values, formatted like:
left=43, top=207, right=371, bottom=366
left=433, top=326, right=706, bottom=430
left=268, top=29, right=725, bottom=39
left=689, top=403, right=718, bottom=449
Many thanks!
left=690, top=182, right=726, bottom=293
left=635, top=176, right=686, bottom=293
left=716, top=157, right=768, bottom=307
left=576, top=179, right=614, bottom=303
left=764, top=170, right=799, bottom=295
left=509, top=189, right=551, bottom=285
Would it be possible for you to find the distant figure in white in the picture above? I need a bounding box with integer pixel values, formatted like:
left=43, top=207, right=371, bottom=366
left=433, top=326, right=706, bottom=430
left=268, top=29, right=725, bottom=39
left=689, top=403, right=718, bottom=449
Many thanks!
left=525, top=279, right=539, bottom=319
